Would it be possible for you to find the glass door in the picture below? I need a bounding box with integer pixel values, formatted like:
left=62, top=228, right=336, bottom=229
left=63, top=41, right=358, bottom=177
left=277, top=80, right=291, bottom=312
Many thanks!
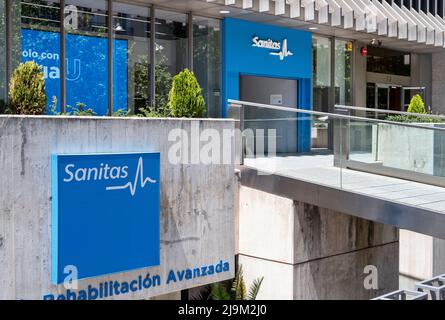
left=376, top=85, right=389, bottom=119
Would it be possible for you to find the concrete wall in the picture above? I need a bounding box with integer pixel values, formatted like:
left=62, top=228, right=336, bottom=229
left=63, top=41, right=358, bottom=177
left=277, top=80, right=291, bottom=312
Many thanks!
left=375, top=124, right=435, bottom=175
left=0, top=116, right=236, bottom=300
left=353, top=42, right=367, bottom=109
left=411, top=53, right=432, bottom=110
left=432, top=52, right=445, bottom=115
left=238, top=186, right=399, bottom=300
left=399, top=230, right=445, bottom=290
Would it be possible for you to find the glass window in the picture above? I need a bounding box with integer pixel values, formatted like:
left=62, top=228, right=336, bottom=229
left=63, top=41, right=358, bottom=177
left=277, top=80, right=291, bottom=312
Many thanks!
left=193, top=16, right=221, bottom=118
left=0, top=0, right=6, bottom=110
left=312, top=36, right=332, bottom=150
left=313, top=36, right=331, bottom=113
left=367, top=46, right=411, bottom=77
left=335, top=39, right=353, bottom=106
left=112, top=2, right=151, bottom=115
left=154, top=10, right=188, bottom=109
left=19, top=0, right=61, bottom=112
left=65, top=0, right=109, bottom=115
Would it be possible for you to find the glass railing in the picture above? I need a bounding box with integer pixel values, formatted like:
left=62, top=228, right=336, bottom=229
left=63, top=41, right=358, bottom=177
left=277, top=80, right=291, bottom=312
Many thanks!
left=228, top=99, right=445, bottom=190
left=337, top=105, right=445, bottom=185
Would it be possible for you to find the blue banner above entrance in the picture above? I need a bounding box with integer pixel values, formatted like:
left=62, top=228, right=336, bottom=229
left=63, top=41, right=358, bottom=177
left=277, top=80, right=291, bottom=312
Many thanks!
left=51, top=152, right=160, bottom=284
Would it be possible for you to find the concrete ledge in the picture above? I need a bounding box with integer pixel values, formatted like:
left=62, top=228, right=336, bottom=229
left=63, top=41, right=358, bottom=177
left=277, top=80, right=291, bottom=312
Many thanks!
left=240, top=166, right=445, bottom=239
left=240, top=242, right=399, bottom=300
left=0, top=116, right=236, bottom=299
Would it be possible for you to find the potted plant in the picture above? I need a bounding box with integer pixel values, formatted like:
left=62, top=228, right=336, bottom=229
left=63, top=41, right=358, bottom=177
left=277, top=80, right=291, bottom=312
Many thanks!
left=9, top=61, right=47, bottom=115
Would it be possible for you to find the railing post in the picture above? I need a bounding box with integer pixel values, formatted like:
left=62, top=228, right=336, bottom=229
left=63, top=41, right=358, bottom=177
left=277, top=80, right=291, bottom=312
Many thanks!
left=333, top=106, right=350, bottom=168
left=227, top=103, right=245, bottom=166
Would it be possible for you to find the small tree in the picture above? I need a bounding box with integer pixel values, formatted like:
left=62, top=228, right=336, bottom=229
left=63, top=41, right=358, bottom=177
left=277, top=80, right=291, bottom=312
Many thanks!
left=168, top=69, right=206, bottom=118
left=211, top=265, right=264, bottom=300
left=407, top=94, right=426, bottom=114
left=9, top=61, right=47, bottom=115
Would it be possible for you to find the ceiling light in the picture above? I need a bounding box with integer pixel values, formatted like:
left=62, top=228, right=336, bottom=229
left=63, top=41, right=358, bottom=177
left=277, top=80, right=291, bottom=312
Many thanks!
left=219, top=10, right=231, bottom=14
left=309, top=27, right=318, bottom=30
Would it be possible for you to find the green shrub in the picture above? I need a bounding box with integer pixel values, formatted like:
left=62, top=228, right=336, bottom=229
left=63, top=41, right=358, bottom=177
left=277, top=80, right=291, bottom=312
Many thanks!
left=112, top=108, right=130, bottom=117
left=386, top=94, right=445, bottom=123
left=67, top=102, right=96, bottom=117
left=168, top=69, right=205, bottom=118
left=9, top=61, right=47, bottom=115
left=138, top=105, right=170, bottom=118
left=407, top=94, right=426, bottom=114
left=386, top=114, right=444, bottom=123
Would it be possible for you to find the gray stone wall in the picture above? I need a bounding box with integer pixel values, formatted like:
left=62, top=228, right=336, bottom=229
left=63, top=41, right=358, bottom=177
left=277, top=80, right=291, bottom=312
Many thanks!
left=0, top=116, right=236, bottom=300
left=238, top=186, right=399, bottom=300
left=432, top=52, right=445, bottom=115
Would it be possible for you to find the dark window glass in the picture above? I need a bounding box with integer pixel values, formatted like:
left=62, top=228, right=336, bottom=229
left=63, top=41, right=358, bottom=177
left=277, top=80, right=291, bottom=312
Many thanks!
left=155, top=10, right=188, bottom=108
left=367, top=47, right=411, bottom=77
left=193, top=16, right=221, bottom=118
left=113, top=2, right=151, bottom=115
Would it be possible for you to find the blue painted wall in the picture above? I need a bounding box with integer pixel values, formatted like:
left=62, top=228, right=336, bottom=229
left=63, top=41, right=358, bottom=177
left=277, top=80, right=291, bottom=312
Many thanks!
left=222, top=18, right=313, bottom=152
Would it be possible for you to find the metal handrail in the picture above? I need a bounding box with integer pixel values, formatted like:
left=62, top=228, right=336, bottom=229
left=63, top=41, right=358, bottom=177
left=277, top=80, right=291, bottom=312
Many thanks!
left=228, top=99, right=445, bottom=133
left=335, top=104, right=445, bottom=120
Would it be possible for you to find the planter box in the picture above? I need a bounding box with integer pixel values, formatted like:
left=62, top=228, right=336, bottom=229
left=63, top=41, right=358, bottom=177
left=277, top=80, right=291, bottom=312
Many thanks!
left=312, top=127, right=328, bottom=149
left=373, top=123, right=445, bottom=177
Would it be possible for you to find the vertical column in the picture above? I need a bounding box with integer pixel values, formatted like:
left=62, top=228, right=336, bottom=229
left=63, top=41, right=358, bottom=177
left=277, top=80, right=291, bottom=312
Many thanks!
left=108, top=0, right=113, bottom=116
left=60, top=0, right=66, bottom=113
left=150, top=6, right=155, bottom=108
left=5, top=0, right=12, bottom=103
left=188, top=12, right=193, bottom=72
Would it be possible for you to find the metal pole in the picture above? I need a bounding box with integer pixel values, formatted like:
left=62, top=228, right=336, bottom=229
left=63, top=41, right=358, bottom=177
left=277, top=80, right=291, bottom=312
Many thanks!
left=5, top=0, right=12, bottom=103
left=108, top=0, right=113, bottom=116
left=60, top=0, right=66, bottom=113
left=150, top=5, right=155, bottom=108
left=188, top=12, right=193, bottom=72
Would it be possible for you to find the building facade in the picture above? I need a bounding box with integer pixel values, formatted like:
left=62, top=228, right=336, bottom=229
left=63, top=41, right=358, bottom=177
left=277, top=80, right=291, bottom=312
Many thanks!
left=2, top=0, right=445, bottom=150
left=2, top=0, right=445, bottom=300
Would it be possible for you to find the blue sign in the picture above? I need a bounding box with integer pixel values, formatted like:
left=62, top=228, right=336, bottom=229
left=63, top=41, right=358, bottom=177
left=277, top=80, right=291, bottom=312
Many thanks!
left=222, top=18, right=313, bottom=152
left=21, top=29, right=128, bottom=115
left=51, top=152, right=160, bottom=284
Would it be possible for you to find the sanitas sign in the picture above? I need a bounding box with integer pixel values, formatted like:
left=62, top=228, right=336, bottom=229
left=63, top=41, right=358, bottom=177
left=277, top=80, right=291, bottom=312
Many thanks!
left=51, top=152, right=160, bottom=284
left=252, top=36, right=293, bottom=61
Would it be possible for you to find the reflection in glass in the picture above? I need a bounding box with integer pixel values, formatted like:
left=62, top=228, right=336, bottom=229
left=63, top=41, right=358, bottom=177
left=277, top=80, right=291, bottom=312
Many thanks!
left=0, top=0, right=6, bottom=110
left=335, top=40, right=352, bottom=106
left=155, top=10, right=188, bottom=109
left=65, top=0, right=109, bottom=115
left=113, top=2, right=151, bottom=115
left=193, top=16, right=221, bottom=118
left=20, top=0, right=61, bottom=112
left=312, top=36, right=331, bottom=149
left=367, top=46, right=411, bottom=77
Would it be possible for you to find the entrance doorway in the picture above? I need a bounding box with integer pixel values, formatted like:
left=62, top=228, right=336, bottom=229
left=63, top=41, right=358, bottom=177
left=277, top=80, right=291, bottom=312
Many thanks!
left=367, top=83, right=427, bottom=116
left=240, top=75, right=299, bottom=154
left=367, top=83, right=403, bottom=118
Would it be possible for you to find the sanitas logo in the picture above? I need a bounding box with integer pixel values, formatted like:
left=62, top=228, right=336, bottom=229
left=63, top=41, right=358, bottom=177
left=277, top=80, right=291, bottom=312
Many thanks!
left=252, top=36, right=281, bottom=50
left=63, top=156, right=157, bottom=196
left=252, top=36, right=293, bottom=61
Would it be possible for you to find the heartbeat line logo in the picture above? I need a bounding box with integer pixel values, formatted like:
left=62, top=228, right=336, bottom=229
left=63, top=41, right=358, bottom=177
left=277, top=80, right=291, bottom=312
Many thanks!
left=269, top=39, right=293, bottom=61
left=106, top=157, right=157, bottom=196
